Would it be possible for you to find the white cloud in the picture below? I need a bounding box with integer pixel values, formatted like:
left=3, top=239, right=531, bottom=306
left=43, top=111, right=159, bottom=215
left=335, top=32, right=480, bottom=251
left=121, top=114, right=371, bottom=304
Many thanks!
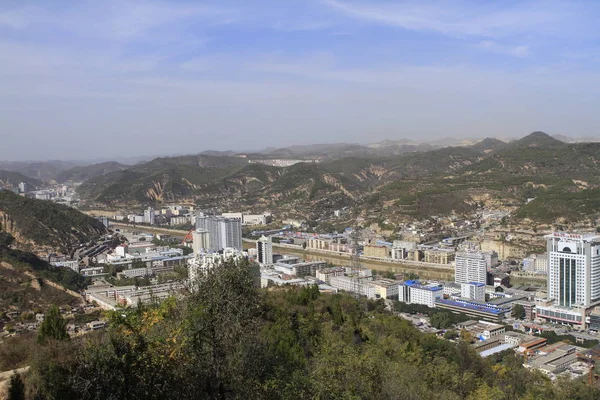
left=324, top=0, right=593, bottom=39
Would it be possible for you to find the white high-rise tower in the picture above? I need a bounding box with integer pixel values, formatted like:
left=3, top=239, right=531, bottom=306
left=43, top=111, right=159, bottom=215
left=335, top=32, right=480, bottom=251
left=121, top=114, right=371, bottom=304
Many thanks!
left=546, top=232, right=600, bottom=307
left=455, top=251, right=487, bottom=285
left=256, top=235, right=273, bottom=266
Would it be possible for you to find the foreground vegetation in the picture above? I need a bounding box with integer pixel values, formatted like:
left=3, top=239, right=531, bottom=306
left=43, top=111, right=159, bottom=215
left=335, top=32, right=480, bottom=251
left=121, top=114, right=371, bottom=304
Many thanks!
left=5, top=262, right=600, bottom=399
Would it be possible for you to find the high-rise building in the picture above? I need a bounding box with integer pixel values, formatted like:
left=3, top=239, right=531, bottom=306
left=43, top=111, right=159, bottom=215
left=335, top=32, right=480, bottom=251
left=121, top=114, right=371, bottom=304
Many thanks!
left=546, top=232, right=600, bottom=307
left=192, top=229, right=210, bottom=255
left=455, top=251, right=487, bottom=285
left=18, top=182, right=27, bottom=193
left=195, top=215, right=242, bottom=251
left=144, top=207, right=155, bottom=225
left=256, top=235, right=273, bottom=266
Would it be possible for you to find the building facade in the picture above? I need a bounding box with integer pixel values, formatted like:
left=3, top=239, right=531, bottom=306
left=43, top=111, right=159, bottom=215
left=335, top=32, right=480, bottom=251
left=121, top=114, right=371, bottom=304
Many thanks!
left=546, top=232, right=600, bottom=307
left=461, top=282, right=486, bottom=302
left=256, top=235, right=273, bottom=267
left=455, top=251, right=488, bottom=285
left=195, top=215, right=243, bottom=251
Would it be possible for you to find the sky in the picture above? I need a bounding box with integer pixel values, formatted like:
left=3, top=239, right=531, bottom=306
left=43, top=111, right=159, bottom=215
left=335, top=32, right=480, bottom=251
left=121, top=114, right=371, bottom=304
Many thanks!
left=1, top=0, right=600, bottom=161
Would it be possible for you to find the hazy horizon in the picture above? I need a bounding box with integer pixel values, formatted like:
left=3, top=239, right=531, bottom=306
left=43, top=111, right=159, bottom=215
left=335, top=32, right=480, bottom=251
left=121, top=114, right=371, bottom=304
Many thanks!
left=2, top=0, right=600, bottom=161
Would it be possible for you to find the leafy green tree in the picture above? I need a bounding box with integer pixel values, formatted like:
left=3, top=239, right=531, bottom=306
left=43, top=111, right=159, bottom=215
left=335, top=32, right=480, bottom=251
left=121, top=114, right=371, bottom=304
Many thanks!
left=185, top=260, right=263, bottom=398
left=38, top=305, right=69, bottom=344
left=7, top=372, right=25, bottom=400
left=430, top=312, right=452, bottom=329
left=512, top=304, right=526, bottom=320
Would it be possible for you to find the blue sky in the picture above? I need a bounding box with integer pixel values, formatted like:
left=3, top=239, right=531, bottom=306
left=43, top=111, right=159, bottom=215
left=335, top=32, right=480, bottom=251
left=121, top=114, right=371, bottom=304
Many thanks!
left=1, top=0, right=600, bottom=160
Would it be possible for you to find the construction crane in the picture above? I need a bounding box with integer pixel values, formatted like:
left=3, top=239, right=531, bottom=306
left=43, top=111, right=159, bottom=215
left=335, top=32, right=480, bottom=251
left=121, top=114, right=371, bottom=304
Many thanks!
left=181, top=228, right=195, bottom=246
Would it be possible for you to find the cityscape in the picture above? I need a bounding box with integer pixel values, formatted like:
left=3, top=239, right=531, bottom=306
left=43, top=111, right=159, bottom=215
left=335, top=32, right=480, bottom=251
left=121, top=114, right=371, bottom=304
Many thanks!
left=3, top=0, right=600, bottom=399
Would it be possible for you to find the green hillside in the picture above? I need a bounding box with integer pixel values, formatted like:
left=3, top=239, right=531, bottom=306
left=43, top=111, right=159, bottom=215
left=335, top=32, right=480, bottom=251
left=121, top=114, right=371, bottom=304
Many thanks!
left=0, top=191, right=107, bottom=252
left=55, top=162, right=129, bottom=183
left=7, top=263, right=599, bottom=399
left=75, top=132, right=600, bottom=224
left=0, top=170, right=42, bottom=190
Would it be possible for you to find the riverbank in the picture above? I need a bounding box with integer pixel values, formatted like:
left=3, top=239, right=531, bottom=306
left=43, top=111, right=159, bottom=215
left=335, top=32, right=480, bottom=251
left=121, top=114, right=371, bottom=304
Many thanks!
left=110, top=223, right=189, bottom=238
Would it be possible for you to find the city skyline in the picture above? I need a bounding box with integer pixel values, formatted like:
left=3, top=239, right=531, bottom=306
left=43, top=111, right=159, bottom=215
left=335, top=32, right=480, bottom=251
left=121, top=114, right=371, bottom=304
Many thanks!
left=2, top=0, right=600, bottom=160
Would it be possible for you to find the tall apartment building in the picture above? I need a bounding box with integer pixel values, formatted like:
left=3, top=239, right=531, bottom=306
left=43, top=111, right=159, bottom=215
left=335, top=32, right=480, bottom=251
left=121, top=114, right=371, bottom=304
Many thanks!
left=144, top=207, right=155, bottom=225
left=546, top=232, right=600, bottom=307
left=195, top=215, right=242, bottom=251
left=455, top=251, right=487, bottom=285
left=192, top=229, right=210, bottom=255
left=256, top=235, right=273, bottom=266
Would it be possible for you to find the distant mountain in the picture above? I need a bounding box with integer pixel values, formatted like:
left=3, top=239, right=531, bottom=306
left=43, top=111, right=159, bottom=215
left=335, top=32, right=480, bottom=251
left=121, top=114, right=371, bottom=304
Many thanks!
left=261, top=143, right=371, bottom=158
left=0, top=160, right=81, bottom=182
left=0, top=190, right=108, bottom=253
left=470, top=138, right=508, bottom=153
left=56, top=161, right=129, bottom=183
left=0, top=170, right=43, bottom=190
left=72, top=131, right=600, bottom=224
left=508, top=131, right=565, bottom=148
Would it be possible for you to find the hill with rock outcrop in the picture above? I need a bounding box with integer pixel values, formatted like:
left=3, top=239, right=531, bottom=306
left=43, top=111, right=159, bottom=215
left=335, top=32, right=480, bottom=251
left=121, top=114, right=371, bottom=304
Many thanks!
left=75, top=132, right=600, bottom=225
left=0, top=191, right=108, bottom=254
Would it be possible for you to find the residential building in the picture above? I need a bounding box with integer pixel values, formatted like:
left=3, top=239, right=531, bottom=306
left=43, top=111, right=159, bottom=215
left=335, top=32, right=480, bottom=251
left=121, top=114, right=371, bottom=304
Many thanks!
left=18, top=182, right=27, bottom=193
left=423, top=248, right=455, bottom=264
left=461, top=282, right=486, bottom=302
left=546, top=232, right=600, bottom=308
left=316, top=267, right=345, bottom=283
left=455, top=251, right=488, bottom=285
left=195, top=215, right=242, bottom=251
left=363, top=245, right=388, bottom=258
left=329, top=275, right=376, bottom=298
left=192, top=229, right=210, bottom=255
left=257, top=235, right=273, bottom=267
left=523, top=254, right=548, bottom=274
left=144, top=207, right=156, bottom=225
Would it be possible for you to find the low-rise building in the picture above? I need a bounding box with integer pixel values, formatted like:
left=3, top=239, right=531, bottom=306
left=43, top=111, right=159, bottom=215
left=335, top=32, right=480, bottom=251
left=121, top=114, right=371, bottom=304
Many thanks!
left=316, top=267, right=346, bottom=284
left=399, top=281, right=443, bottom=308
left=461, top=282, right=486, bottom=302
left=371, top=279, right=400, bottom=300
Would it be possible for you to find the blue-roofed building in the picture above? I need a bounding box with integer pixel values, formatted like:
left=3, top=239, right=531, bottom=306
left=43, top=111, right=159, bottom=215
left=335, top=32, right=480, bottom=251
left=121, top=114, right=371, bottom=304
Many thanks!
left=435, top=298, right=511, bottom=322
left=399, top=280, right=443, bottom=308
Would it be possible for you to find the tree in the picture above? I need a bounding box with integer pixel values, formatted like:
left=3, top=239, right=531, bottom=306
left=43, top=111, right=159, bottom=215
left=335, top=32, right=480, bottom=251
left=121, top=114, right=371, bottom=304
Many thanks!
left=430, top=312, right=452, bottom=329
left=185, top=260, right=263, bottom=398
left=38, top=305, right=69, bottom=344
left=8, top=372, right=25, bottom=400
left=512, top=304, right=526, bottom=320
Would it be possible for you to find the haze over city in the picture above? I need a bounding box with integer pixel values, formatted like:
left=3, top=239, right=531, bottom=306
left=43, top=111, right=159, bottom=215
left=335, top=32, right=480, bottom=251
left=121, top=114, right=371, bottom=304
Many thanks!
left=2, top=0, right=600, bottom=160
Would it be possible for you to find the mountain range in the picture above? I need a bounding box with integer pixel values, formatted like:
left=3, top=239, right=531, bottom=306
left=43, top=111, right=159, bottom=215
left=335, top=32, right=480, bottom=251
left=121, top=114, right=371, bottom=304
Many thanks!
left=3, top=132, right=600, bottom=225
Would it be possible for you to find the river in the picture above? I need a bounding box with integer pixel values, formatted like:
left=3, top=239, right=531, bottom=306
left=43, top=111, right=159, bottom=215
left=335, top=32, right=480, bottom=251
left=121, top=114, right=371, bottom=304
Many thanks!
left=113, top=224, right=544, bottom=285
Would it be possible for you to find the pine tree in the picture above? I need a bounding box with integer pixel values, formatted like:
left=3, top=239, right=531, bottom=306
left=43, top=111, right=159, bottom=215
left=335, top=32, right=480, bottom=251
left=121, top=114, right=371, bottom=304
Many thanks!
left=8, top=372, right=25, bottom=400
left=37, top=305, right=69, bottom=344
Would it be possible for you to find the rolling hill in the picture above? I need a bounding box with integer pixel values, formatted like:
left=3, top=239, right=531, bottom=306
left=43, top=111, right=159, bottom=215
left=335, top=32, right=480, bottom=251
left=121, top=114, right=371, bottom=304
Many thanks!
left=0, top=170, right=42, bottom=191
left=75, top=132, right=600, bottom=224
left=55, top=161, right=129, bottom=183
left=0, top=191, right=108, bottom=253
